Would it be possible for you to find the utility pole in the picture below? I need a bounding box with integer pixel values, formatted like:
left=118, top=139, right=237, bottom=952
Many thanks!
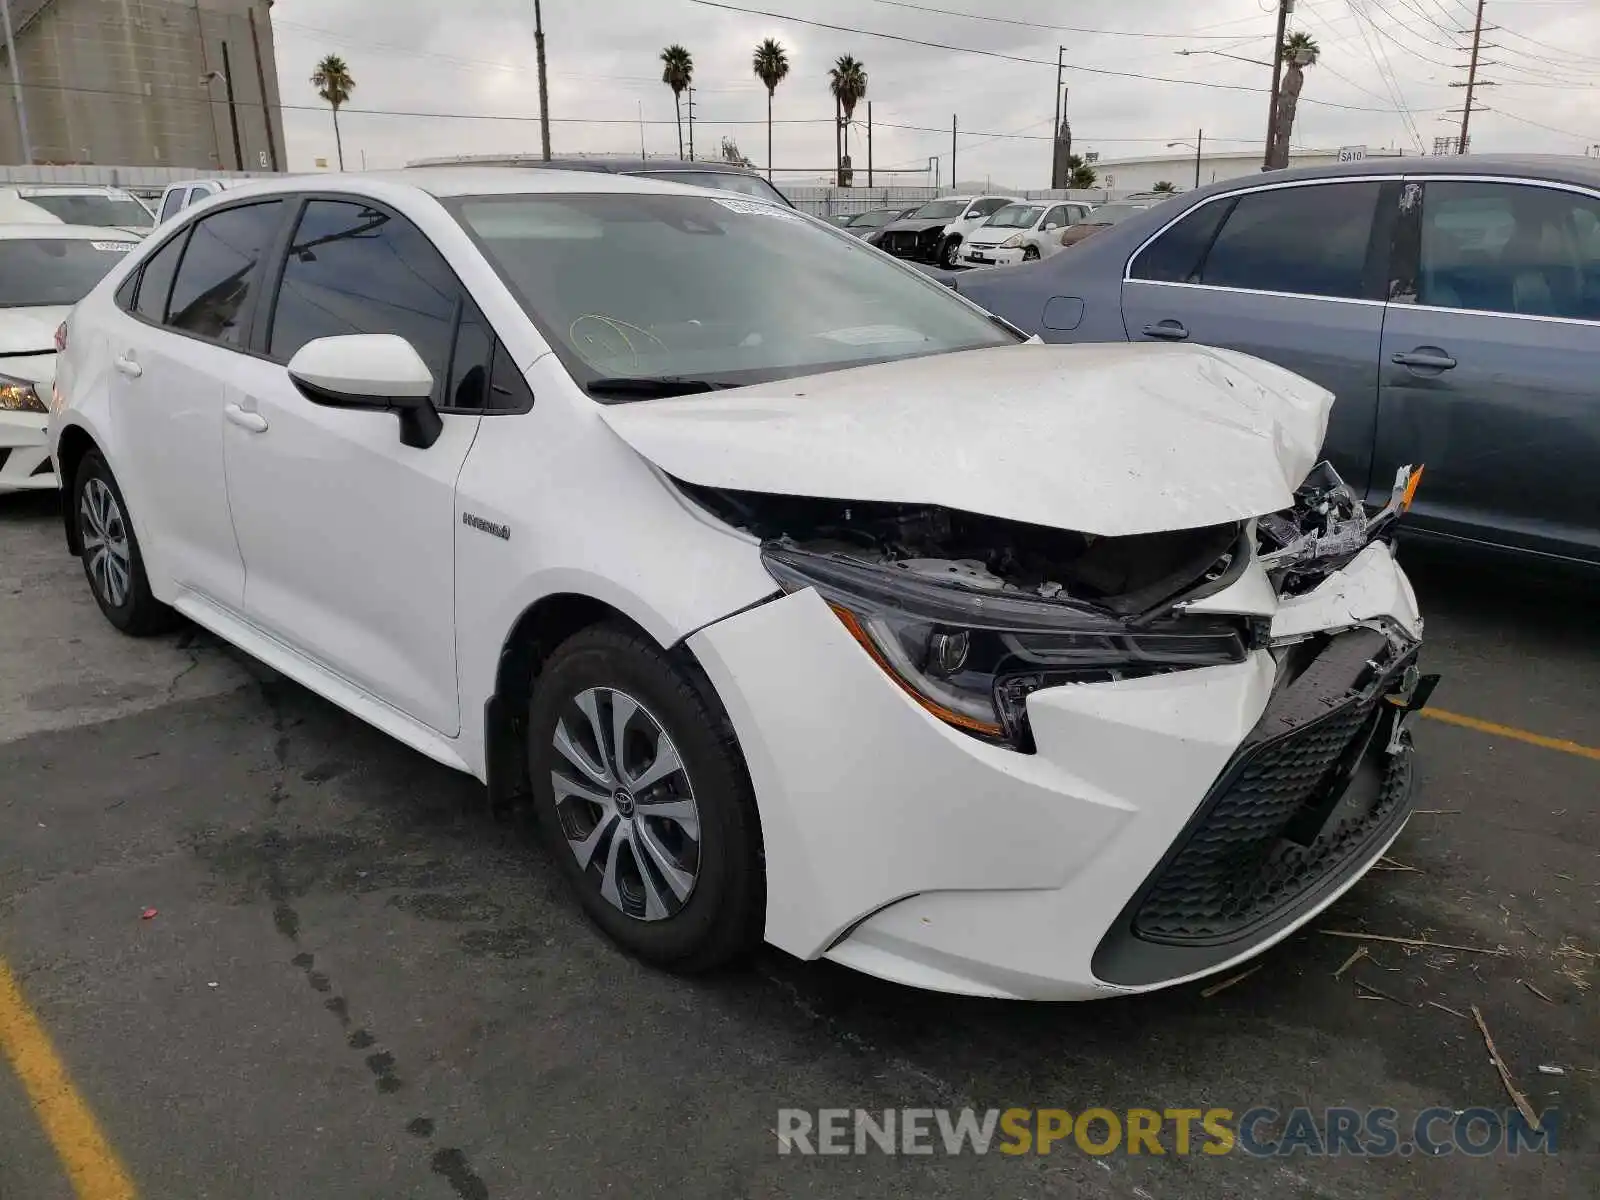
left=533, top=0, right=551, bottom=160
left=951, top=114, right=957, bottom=191
left=0, top=0, right=30, bottom=164
left=687, top=85, right=696, bottom=160
left=1451, top=0, right=1492, bottom=155
left=838, top=95, right=851, bottom=188
left=867, top=100, right=873, bottom=188
left=1263, top=0, right=1291, bottom=170
left=1194, top=128, right=1203, bottom=189
left=220, top=43, right=244, bottom=170
left=1052, top=46, right=1064, bottom=188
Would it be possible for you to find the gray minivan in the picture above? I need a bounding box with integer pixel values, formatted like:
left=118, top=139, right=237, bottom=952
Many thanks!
left=955, top=156, right=1600, bottom=567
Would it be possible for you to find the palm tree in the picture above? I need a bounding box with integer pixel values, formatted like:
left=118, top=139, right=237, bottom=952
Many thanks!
left=1066, top=154, right=1097, bottom=190
left=661, top=45, right=694, bottom=159
left=1269, top=32, right=1320, bottom=170
left=1152, top=180, right=1178, bottom=194
left=828, top=54, right=868, bottom=186
left=310, top=54, right=355, bottom=171
left=752, top=38, right=790, bottom=183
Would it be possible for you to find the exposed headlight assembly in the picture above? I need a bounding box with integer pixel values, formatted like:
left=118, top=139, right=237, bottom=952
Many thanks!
left=1000, top=234, right=1025, bottom=249
left=762, top=544, right=1250, bottom=750
left=0, top=375, right=46, bottom=414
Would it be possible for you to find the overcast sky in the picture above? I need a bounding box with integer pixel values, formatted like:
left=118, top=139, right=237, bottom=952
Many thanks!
left=269, top=0, right=1600, bottom=185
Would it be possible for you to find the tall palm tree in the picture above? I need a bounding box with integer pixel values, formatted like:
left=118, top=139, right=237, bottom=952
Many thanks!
left=827, top=54, right=867, bottom=186
left=752, top=38, right=790, bottom=182
left=660, top=45, right=694, bottom=159
left=310, top=54, right=355, bottom=171
left=1269, top=32, right=1319, bottom=169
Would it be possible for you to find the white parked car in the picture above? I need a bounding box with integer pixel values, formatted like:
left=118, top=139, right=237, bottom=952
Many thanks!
left=873, top=194, right=1017, bottom=267
left=0, top=225, right=138, bottom=492
left=155, top=178, right=249, bottom=224
left=961, top=201, right=1095, bottom=267
left=0, top=185, right=155, bottom=236
left=49, top=170, right=1434, bottom=1000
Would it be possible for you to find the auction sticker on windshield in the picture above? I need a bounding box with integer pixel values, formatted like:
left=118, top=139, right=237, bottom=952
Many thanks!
left=710, top=196, right=805, bottom=222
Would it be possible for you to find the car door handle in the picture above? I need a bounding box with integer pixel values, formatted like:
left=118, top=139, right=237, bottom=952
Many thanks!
left=1391, top=349, right=1457, bottom=371
left=224, top=403, right=268, bottom=433
left=113, top=354, right=142, bottom=378
left=1141, top=320, right=1189, bottom=341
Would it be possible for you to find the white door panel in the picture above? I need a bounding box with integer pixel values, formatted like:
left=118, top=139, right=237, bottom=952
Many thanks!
left=109, top=329, right=244, bottom=608
left=222, top=354, right=479, bottom=735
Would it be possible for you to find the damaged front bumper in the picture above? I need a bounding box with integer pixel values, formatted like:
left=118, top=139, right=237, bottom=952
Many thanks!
left=687, top=471, right=1434, bottom=1000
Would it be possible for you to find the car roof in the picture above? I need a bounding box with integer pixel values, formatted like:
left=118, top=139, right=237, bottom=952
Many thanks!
left=9, top=184, right=134, bottom=197
left=0, top=222, right=142, bottom=241
left=1207, top=153, right=1600, bottom=189
left=193, top=167, right=773, bottom=203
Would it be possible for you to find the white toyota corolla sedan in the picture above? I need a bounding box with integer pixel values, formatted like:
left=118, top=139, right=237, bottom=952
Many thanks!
left=49, top=170, right=1434, bottom=1000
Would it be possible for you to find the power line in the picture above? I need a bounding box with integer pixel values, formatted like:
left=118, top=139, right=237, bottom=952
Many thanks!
left=1486, top=105, right=1592, bottom=140
left=685, top=0, right=1446, bottom=114
left=859, top=0, right=1269, bottom=40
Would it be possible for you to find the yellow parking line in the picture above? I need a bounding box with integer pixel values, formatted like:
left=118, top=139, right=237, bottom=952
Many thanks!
left=1423, top=708, right=1600, bottom=763
left=0, top=958, right=136, bottom=1200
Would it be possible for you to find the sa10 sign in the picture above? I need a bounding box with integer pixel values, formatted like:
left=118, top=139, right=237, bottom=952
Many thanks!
left=1338, top=145, right=1368, bottom=163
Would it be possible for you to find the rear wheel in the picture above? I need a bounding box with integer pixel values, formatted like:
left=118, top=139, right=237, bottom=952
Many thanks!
left=526, top=624, right=763, bottom=971
left=71, top=451, right=177, bottom=636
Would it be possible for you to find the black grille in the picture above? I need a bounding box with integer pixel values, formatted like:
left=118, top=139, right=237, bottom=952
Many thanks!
left=1131, top=629, right=1416, bottom=946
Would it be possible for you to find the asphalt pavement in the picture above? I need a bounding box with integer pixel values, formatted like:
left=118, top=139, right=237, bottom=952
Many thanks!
left=1, top=490, right=1594, bottom=1199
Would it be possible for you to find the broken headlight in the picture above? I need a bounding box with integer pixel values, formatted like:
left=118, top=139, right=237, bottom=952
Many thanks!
left=763, top=544, right=1250, bottom=749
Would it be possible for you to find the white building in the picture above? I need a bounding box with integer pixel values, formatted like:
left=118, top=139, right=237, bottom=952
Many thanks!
left=1086, top=147, right=1408, bottom=193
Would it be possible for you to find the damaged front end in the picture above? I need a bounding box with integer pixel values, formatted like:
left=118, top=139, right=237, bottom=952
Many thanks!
left=684, top=483, right=1262, bottom=750
left=684, top=460, right=1430, bottom=756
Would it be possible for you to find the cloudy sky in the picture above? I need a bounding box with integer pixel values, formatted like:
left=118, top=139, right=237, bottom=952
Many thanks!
left=269, top=0, right=1599, bottom=185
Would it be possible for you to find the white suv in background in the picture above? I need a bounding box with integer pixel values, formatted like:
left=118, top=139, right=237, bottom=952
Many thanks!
left=155, top=179, right=249, bottom=224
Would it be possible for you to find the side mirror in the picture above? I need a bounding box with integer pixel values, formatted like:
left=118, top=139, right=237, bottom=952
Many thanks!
left=1044, top=222, right=1059, bottom=231
left=287, top=334, right=442, bottom=449
left=964, top=209, right=982, bottom=219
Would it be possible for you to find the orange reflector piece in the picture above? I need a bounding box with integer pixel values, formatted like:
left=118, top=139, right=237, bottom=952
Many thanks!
left=828, top=603, right=1005, bottom=737
left=1400, top=465, right=1425, bottom=511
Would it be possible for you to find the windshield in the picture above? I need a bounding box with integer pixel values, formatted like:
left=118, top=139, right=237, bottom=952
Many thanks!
left=632, top=170, right=790, bottom=206
left=911, top=200, right=966, bottom=220
left=450, top=193, right=1016, bottom=398
left=1088, top=203, right=1150, bottom=226
left=0, top=238, right=136, bottom=306
left=23, top=193, right=153, bottom=230
left=848, top=209, right=895, bottom=228
left=985, top=205, right=1044, bottom=229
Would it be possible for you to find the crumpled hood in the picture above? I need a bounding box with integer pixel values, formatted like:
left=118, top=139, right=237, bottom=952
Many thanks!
left=0, top=306, right=69, bottom=363
left=597, top=342, right=1333, bottom=537
left=880, top=217, right=950, bottom=235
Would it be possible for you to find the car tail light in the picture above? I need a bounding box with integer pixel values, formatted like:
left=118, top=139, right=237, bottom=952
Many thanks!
left=53, top=322, right=67, bottom=353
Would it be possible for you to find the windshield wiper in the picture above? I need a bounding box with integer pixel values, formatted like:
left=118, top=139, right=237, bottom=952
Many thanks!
left=585, top=376, right=739, bottom=400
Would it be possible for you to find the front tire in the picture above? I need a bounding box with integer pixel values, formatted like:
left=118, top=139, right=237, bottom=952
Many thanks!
left=72, top=450, right=177, bottom=636
left=1023, top=245, right=1041, bottom=262
left=940, top=236, right=962, bottom=268
left=526, top=624, right=763, bottom=972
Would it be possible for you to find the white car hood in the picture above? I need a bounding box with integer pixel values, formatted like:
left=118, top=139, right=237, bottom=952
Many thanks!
left=0, top=306, right=70, bottom=359
left=597, top=342, right=1333, bottom=537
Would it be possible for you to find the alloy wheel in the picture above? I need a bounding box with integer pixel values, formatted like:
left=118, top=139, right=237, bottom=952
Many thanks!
left=549, top=687, right=701, bottom=921
left=80, top=477, right=132, bottom=609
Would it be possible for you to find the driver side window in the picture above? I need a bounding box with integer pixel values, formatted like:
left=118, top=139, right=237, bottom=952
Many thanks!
left=267, top=198, right=523, bottom=413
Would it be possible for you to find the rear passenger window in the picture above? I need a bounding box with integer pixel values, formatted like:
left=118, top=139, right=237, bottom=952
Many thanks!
left=132, top=232, right=188, bottom=323
left=1196, top=182, right=1381, bottom=299
left=269, top=200, right=460, bottom=404
left=1130, top=199, right=1232, bottom=283
left=167, top=201, right=285, bottom=346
